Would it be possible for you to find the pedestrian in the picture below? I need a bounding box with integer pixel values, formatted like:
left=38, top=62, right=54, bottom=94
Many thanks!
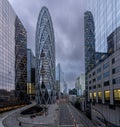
left=19, top=121, right=22, bottom=126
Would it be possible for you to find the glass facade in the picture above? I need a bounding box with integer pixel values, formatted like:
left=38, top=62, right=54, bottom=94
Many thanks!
left=56, top=63, right=65, bottom=93
left=84, top=11, right=95, bottom=103
left=86, top=0, right=120, bottom=53
left=84, top=11, right=95, bottom=74
left=15, top=17, right=27, bottom=103
left=0, top=0, right=16, bottom=106
left=35, top=7, right=55, bottom=104
left=27, top=49, right=35, bottom=99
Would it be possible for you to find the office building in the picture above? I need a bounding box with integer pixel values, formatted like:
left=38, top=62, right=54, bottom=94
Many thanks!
left=0, top=0, right=16, bottom=106
left=56, top=63, right=65, bottom=95
left=84, top=11, right=95, bottom=106
left=86, top=0, right=120, bottom=126
left=0, top=0, right=27, bottom=107
left=35, top=7, right=56, bottom=104
left=27, top=49, right=35, bottom=100
left=15, top=16, right=27, bottom=103
left=75, top=74, right=85, bottom=96
left=84, top=11, right=95, bottom=74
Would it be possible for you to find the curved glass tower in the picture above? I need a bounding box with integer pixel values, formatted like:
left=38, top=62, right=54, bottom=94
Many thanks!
left=35, top=7, right=55, bottom=104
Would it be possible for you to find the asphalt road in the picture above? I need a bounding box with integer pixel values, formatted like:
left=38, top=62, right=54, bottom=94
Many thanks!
left=59, top=102, right=74, bottom=127
left=59, top=100, right=96, bottom=127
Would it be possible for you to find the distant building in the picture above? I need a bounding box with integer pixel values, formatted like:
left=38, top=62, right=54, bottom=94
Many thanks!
left=56, top=63, right=66, bottom=95
left=27, top=49, right=35, bottom=100
left=63, top=81, right=67, bottom=95
left=56, top=64, right=64, bottom=93
left=75, top=74, right=85, bottom=96
left=35, top=7, right=56, bottom=104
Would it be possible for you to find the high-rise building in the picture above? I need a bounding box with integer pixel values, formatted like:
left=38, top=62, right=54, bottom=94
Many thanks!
left=75, top=74, right=85, bottom=96
left=27, top=49, right=35, bottom=100
left=56, top=63, right=65, bottom=94
left=0, top=0, right=27, bottom=107
left=84, top=11, right=95, bottom=116
left=15, top=17, right=27, bottom=103
left=35, top=7, right=56, bottom=104
left=84, top=11, right=95, bottom=74
left=0, top=0, right=16, bottom=106
left=86, top=0, right=120, bottom=126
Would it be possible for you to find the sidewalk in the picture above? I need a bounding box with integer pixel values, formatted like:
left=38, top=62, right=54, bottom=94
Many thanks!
left=17, top=103, right=59, bottom=126
left=0, top=102, right=36, bottom=127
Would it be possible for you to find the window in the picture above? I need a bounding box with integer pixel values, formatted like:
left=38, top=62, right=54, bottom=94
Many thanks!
left=89, top=86, right=91, bottom=90
left=97, top=84, right=101, bottom=88
left=103, top=62, right=109, bottom=70
left=90, top=92, right=92, bottom=99
left=89, top=81, right=91, bottom=84
left=116, top=66, right=120, bottom=73
left=93, top=78, right=96, bottom=82
left=98, top=91, right=102, bottom=99
left=98, top=91, right=102, bottom=103
left=93, top=92, right=96, bottom=99
left=112, top=77, right=120, bottom=84
left=114, top=89, right=120, bottom=102
left=104, top=90, right=110, bottom=102
left=112, top=58, right=115, bottom=64
left=97, top=75, right=101, bottom=80
left=93, top=71, right=95, bottom=76
left=89, top=74, right=91, bottom=78
left=112, top=79, right=116, bottom=84
left=112, top=68, right=115, bottom=74
left=103, top=71, right=109, bottom=78
left=97, top=67, right=101, bottom=73
left=93, top=85, right=96, bottom=89
left=104, top=81, right=110, bottom=86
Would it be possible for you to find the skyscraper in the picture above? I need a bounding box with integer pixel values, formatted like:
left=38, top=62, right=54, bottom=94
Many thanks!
left=86, top=0, right=120, bottom=126
left=0, top=0, right=16, bottom=106
left=75, top=74, right=85, bottom=96
left=15, top=17, right=27, bottom=103
left=35, top=7, right=55, bottom=104
left=27, top=49, right=35, bottom=100
left=84, top=11, right=95, bottom=74
left=84, top=11, right=95, bottom=109
left=56, top=63, right=65, bottom=94
left=0, top=0, right=27, bottom=108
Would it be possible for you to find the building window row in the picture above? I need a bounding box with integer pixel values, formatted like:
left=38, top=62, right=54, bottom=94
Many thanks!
left=89, top=89, right=120, bottom=104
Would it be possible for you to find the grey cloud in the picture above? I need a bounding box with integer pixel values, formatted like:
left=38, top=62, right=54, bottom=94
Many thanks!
left=8, top=0, right=85, bottom=89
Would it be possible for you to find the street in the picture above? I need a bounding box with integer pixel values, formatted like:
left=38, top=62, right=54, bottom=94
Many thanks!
left=1, top=100, right=96, bottom=127
left=59, top=100, right=96, bottom=127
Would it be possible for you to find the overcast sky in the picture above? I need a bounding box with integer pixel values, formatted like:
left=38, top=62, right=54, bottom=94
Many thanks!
left=8, top=0, right=85, bottom=89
